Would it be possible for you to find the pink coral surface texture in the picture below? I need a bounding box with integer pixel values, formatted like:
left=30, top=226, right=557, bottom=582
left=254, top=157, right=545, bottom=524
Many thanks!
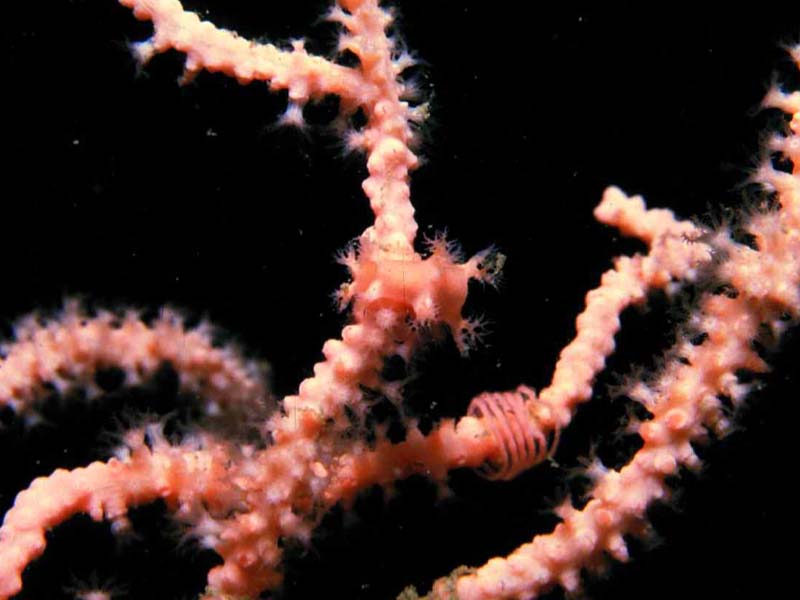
left=0, top=1, right=795, bottom=599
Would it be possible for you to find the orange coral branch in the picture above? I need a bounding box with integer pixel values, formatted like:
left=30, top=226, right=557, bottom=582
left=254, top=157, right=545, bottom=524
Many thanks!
left=0, top=427, right=236, bottom=598
left=0, top=302, right=272, bottom=427
left=0, top=2, right=796, bottom=599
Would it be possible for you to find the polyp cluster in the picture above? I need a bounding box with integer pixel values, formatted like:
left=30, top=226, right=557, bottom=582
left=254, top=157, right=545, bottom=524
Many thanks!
left=0, top=1, right=796, bottom=599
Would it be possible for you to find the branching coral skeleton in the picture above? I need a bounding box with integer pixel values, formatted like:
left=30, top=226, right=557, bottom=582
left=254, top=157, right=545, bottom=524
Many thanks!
left=0, top=1, right=795, bottom=598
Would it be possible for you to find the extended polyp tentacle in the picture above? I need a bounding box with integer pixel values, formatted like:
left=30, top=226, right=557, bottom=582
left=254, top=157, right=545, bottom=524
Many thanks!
left=270, top=240, right=498, bottom=451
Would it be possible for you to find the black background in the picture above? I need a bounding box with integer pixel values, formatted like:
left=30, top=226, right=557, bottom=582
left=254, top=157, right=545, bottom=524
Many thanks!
left=2, top=1, right=797, bottom=598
